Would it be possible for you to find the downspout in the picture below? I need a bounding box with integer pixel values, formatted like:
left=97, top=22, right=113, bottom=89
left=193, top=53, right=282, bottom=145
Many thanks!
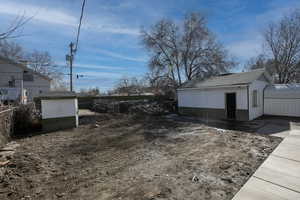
left=247, top=85, right=249, bottom=120
left=262, top=85, right=268, bottom=117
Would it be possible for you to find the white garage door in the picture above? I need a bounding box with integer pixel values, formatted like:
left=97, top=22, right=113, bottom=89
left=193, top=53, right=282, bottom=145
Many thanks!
left=264, top=84, right=300, bottom=117
left=264, top=98, right=300, bottom=117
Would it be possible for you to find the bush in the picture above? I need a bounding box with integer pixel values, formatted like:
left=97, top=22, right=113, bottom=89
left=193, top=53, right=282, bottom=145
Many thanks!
left=13, top=104, right=41, bottom=136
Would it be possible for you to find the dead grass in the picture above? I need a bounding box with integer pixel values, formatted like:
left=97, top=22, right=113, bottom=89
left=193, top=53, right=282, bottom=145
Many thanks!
left=0, top=114, right=281, bottom=200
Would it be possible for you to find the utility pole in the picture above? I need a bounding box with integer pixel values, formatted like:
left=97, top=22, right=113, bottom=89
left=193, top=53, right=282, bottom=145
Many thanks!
left=66, top=0, right=87, bottom=92
left=68, top=42, right=75, bottom=92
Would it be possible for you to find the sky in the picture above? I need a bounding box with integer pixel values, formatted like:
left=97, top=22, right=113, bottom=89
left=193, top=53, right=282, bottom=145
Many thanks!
left=0, top=0, right=299, bottom=92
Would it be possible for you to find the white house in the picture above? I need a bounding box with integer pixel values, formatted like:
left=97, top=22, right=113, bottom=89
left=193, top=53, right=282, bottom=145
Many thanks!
left=0, top=56, right=51, bottom=101
left=177, top=69, right=273, bottom=121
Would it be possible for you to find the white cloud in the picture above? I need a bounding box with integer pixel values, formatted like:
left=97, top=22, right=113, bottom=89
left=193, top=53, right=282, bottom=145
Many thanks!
left=227, top=35, right=263, bottom=60
left=226, top=1, right=300, bottom=62
left=0, top=1, right=140, bottom=36
left=74, top=63, right=125, bottom=70
left=97, top=49, right=147, bottom=62
left=85, top=23, right=140, bottom=36
left=79, top=71, right=122, bottom=79
left=0, top=2, right=77, bottom=27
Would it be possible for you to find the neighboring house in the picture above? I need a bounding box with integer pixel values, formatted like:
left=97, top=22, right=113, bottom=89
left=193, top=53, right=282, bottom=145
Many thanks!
left=0, top=56, right=51, bottom=101
left=178, top=69, right=274, bottom=121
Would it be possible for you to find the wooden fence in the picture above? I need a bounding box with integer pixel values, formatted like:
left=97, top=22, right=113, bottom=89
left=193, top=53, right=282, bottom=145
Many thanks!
left=0, top=108, right=14, bottom=147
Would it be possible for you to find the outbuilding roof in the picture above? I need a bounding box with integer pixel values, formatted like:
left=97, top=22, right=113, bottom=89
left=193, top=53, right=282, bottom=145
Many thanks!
left=265, top=84, right=300, bottom=99
left=39, top=91, right=77, bottom=100
left=180, top=69, right=270, bottom=89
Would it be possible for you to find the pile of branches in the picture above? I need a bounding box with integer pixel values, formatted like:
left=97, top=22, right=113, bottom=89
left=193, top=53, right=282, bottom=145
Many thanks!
left=129, top=101, right=167, bottom=115
left=91, top=102, right=109, bottom=113
left=91, top=100, right=177, bottom=115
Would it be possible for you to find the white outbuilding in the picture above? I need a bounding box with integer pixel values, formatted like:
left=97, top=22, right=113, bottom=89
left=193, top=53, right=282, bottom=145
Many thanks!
left=264, top=84, right=300, bottom=117
left=177, top=69, right=273, bottom=121
left=40, top=92, right=79, bottom=132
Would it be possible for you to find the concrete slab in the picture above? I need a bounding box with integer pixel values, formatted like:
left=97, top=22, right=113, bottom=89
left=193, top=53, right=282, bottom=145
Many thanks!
left=232, top=177, right=300, bottom=200
left=289, top=130, right=300, bottom=136
left=270, top=130, right=290, bottom=138
left=272, top=140, right=300, bottom=162
left=233, top=123, right=300, bottom=200
left=282, top=135, right=300, bottom=146
left=290, top=123, right=300, bottom=130
left=79, top=109, right=97, bottom=116
left=253, top=155, right=300, bottom=193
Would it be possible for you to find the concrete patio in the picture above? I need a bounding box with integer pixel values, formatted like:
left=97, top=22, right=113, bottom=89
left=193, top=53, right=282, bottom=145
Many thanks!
left=233, top=122, right=300, bottom=200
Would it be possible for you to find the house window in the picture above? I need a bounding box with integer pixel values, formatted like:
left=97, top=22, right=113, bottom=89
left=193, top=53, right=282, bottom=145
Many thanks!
left=252, top=90, right=258, bottom=107
left=23, top=71, right=34, bottom=81
left=8, top=76, right=15, bottom=87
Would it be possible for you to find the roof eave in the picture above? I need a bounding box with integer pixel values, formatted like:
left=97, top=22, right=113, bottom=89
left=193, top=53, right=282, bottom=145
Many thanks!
left=0, top=56, right=52, bottom=81
left=177, top=83, right=249, bottom=91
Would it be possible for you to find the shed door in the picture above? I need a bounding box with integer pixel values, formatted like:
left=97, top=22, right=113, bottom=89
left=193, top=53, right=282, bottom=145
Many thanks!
left=226, top=93, right=236, bottom=119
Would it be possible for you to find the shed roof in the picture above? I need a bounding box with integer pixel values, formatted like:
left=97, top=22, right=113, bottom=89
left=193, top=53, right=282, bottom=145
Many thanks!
left=39, top=91, right=77, bottom=100
left=180, top=69, right=270, bottom=89
left=265, top=84, right=300, bottom=99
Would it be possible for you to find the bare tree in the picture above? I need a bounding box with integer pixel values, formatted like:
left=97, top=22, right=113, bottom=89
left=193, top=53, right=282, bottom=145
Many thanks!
left=79, top=87, right=100, bottom=96
left=181, top=13, right=232, bottom=80
left=245, top=54, right=268, bottom=70
left=264, top=9, right=300, bottom=83
left=0, top=15, right=29, bottom=40
left=145, top=71, right=177, bottom=96
left=112, top=76, right=149, bottom=95
left=25, top=51, right=64, bottom=86
left=141, top=12, right=233, bottom=88
left=51, top=82, right=69, bottom=92
left=0, top=40, right=24, bottom=60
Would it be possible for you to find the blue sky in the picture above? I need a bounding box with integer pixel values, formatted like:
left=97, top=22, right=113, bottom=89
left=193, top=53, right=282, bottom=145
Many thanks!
left=0, top=0, right=299, bottom=91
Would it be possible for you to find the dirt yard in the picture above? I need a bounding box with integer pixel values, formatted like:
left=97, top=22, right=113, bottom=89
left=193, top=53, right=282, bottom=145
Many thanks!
left=0, top=114, right=281, bottom=200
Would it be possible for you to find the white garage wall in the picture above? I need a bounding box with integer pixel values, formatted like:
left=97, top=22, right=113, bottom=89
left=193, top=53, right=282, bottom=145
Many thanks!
left=249, top=80, right=268, bottom=120
left=178, top=86, right=248, bottom=110
left=264, top=99, right=300, bottom=117
left=41, top=99, right=78, bottom=119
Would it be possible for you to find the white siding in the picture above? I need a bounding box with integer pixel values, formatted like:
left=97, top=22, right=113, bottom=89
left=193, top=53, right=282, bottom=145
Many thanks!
left=249, top=80, right=268, bottom=120
left=0, top=61, right=51, bottom=101
left=264, top=85, right=300, bottom=117
left=0, top=62, right=23, bottom=87
left=264, top=99, right=300, bottom=117
left=41, top=99, right=78, bottom=119
left=23, top=74, right=50, bottom=101
left=178, top=86, right=248, bottom=110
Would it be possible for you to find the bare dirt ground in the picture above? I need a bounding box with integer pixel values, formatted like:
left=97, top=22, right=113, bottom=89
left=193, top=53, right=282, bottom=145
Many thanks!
left=0, top=114, right=281, bottom=200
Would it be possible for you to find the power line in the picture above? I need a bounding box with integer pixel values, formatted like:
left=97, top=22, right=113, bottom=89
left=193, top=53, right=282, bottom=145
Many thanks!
left=66, top=0, right=87, bottom=92
left=75, top=0, right=87, bottom=52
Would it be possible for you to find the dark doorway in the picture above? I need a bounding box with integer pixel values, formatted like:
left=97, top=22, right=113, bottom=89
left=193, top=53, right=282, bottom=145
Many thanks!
left=226, top=93, right=236, bottom=119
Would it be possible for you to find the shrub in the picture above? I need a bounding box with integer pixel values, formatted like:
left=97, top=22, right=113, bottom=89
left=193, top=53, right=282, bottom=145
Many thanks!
left=13, top=104, right=41, bottom=136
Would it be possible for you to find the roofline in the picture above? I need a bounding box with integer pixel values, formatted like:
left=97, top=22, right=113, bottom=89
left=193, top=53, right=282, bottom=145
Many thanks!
left=0, top=56, right=52, bottom=81
left=177, top=84, right=249, bottom=91
left=262, top=69, right=272, bottom=83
